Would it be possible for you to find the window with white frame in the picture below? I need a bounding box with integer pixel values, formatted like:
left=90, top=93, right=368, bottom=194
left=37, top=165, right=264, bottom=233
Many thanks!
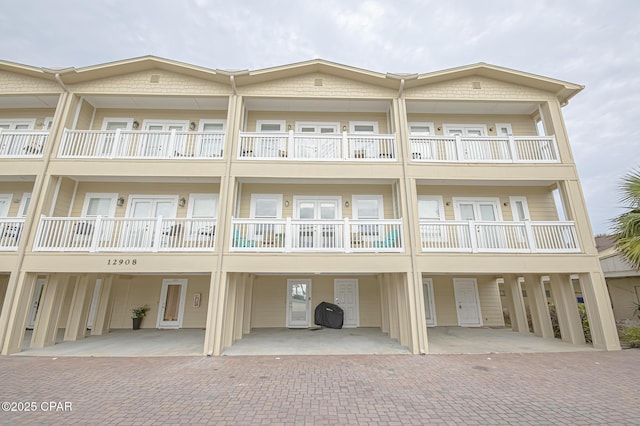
left=82, top=193, right=118, bottom=217
left=18, top=193, right=31, bottom=217
left=418, top=196, right=446, bottom=242
left=350, top=122, right=380, bottom=159
left=509, top=196, right=530, bottom=221
left=254, top=120, right=286, bottom=157
left=250, top=194, right=283, bottom=239
left=0, top=194, right=11, bottom=217
left=409, top=122, right=434, bottom=136
left=352, top=195, right=383, bottom=237
left=197, top=120, right=226, bottom=158
left=187, top=193, right=218, bottom=240
left=349, top=121, right=379, bottom=134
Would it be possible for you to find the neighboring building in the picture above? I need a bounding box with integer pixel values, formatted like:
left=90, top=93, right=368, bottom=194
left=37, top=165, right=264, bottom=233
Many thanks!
left=597, top=236, right=640, bottom=323
left=0, top=56, right=620, bottom=356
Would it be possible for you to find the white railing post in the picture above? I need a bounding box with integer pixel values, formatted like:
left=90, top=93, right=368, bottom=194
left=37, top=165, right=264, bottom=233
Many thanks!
left=344, top=217, right=351, bottom=253
left=153, top=216, right=163, bottom=252
left=288, top=130, right=294, bottom=159
left=469, top=220, right=478, bottom=253
left=455, top=135, right=464, bottom=161
left=33, top=215, right=45, bottom=250
left=508, top=135, right=517, bottom=162
left=111, top=129, right=121, bottom=158
left=550, top=135, right=560, bottom=161
left=168, top=129, right=177, bottom=158
left=524, top=221, right=537, bottom=253
left=342, top=131, right=348, bottom=159
left=90, top=216, right=102, bottom=252
left=285, top=217, right=292, bottom=253
left=0, top=129, right=3, bottom=156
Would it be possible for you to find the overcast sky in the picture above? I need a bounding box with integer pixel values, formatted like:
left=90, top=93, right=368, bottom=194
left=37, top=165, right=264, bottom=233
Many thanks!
left=1, top=0, right=638, bottom=235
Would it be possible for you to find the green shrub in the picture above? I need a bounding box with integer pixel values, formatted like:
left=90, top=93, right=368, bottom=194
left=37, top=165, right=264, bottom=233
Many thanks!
left=577, top=303, right=592, bottom=343
left=619, top=326, right=640, bottom=348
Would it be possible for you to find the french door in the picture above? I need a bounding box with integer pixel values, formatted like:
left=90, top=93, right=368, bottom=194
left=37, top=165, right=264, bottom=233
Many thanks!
left=125, top=197, right=176, bottom=248
left=141, top=121, right=188, bottom=157
left=0, top=121, right=32, bottom=155
left=295, top=122, right=339, bottom=159
left=445, top=125, right=489, bottom=160
left=99, top=119, right=132, bottom=156
left=294, top=197, right=340, bottom=249
left=287, top=279, right=311, bottom=328
left=454, top=198, right=503, bottom=249
left=157, top=279, right=188, bottom=328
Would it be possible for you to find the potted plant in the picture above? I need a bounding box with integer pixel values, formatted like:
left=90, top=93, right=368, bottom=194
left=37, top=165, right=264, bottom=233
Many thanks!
left=131, top=306, right=150, bottom=330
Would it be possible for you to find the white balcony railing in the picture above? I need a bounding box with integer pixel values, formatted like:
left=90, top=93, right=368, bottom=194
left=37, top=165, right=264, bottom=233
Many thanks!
left=238, top=131, right=397, bottom=161
left=0, top=130, right=48, bottom=158
left=33, top=216, right=216, bottom=252
left=230, top=218, right=404, bottom=252
left=58, top=129, right=226, bottom=159
left=409, top=135, right=559, bottom=163
left=418, top=220, right=580, bottom=253
left=0, top=218, right=25, bottom=251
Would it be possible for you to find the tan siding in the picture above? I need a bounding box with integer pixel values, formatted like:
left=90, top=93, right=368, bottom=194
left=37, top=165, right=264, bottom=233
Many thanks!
left=57, top=279, right=76, bottom=327
left=53, top=177, right=76, bottom=217
left=251, top=275, right=286, bottom=327
left=246, top=111, right=390, bottom=133
left=476, top=277, right=505, bottom=326
left=0, top=70, right=61, bottom=93
left=240, top=72, right=395, bottom=98
left=431, top=277, right=458, bottom=326
left=92, top=109, right=227, bottom=130
left=0, top=108, right=57, bottom=126
left=238, top=183, right=395, bottom=219
left=0, top=275, right=8, bottom=317
left=407, top=113, right=537, bottom=136
left=72, top=182, right=219, bottom=218
left=67, top=69, right=231, bottom=95
left=181, top=276, right=209, bottom=328
left=417, top=185, right=558, bottom=221
left=75, top=99, right=95, bottom=130
left=405, top=76, right=555, bottom=101
left=358, top=275, right=381, bottom=327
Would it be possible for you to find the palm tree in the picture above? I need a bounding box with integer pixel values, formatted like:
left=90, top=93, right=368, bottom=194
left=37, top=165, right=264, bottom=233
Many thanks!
left=612, top=169, right=640, bottom=268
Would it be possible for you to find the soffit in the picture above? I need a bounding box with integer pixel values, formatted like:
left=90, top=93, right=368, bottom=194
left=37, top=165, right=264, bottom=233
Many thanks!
left=405, top=100, right=539, bottom=115
left=243, top=98, right=391, bottom=112
left=238, top=177, right=396, bottom=185
left=82, top=95, right=229, bottom=110
left=0, top=95, right=60, bottom=109
left=416, top=179, right=557, bottom=186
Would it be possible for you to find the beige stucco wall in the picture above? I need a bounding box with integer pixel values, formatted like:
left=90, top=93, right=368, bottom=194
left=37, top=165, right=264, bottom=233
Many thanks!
left=250, top=274, right=381, bottom=328
left=406, top=113, right=537, bottom=136
left=245, top=111, right=390, bottom=133
left=430, top=276, right=504, bottom=327
left=417, top=185, right=559, bottom=221
left=237, top=183, right=396, bottom=219
left=606, top=277, right=640, bottom=321
left=108, top=274, right=209, bottom=329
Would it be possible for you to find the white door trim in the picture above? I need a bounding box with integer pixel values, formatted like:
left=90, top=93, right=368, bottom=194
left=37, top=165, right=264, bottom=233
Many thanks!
left=286, top=279, right=311, bottom=328
left=422, top=278, right=437, bottom=327
left=453, top=278, right=483, bottom=327
left=157, top=278, right=188, bottom=329
left=334, top=278, right=359, bottom=328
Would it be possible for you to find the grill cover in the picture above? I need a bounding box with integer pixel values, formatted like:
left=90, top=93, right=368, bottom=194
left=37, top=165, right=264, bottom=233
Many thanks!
left=314, top=302, right=344, bottom=329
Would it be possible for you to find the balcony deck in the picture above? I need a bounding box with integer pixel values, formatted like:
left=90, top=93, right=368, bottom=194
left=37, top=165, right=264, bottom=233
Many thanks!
left=0, top=130, right=48, bottom=158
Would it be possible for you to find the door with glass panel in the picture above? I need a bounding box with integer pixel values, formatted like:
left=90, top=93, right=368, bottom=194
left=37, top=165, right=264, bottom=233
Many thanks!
left=125, top=197, right=176, bottom=248
left=99, top=120, right=132, bottom=157
left=141, top=122, right=187, bottom=157
left=295, top=123, right=339, bottom=159
left=249, top=195, right=282, bottom=246
left=254, top=121, right=285, bottom=158
left=157, top=279, right=188, bottom=328
left=445, top=126, right=488, bottom=160
left=294, top=198, right=340, bottom=249
left=423, top=278, right=437, bottom=326
left=287, top=279, right=311, bottom=328
left=455, top=199, right=502, bottom=249
left=197, top=121, right=225, bottom=157
left=0, top=121, right=32, bottom=155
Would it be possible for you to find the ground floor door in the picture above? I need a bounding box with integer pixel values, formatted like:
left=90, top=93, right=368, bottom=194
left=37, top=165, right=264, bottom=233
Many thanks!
left=423, top=278, right=437, bottom=326
left=453, top=278, right=482, bottom=326
left=157, top=279, right=188, bottom=328
left=26, top=278, right=46, bottom=329
left=287, top=279, right=311, bottom=328
left=334, top=278, right=359, bottom=327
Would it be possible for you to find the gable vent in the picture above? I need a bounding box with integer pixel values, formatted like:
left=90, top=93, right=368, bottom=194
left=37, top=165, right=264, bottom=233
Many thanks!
left=314, top=78, right=323, bottom=86
left=150, top=74, right=160, bottom=83
left=472, top=81, right=481, bottom=89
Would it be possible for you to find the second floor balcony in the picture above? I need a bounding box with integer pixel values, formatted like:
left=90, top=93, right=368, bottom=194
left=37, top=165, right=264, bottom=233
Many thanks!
left=0, top=130, right=48, bottom=158
left=418, top=220, right=579, bottom=253
left=58, top=129, right=226, bottom=160
left=0, top=218, right=25, bottom=251
left=33, top=216, right=216, bottom=252
left=237, top=131, right=397, bottom=161
left=409, top=135, right=559, bottom=163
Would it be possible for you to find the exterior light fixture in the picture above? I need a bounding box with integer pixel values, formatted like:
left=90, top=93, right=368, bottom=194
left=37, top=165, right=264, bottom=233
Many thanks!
left=117, top=197, right=125, bottom=207
left=179, top=197, right=186, bottom=207
left=132, top=121, right=139, bottom=129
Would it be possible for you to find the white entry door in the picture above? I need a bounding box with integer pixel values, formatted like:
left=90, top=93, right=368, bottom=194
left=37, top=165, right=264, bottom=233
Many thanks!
left=142, top=121, right=188, bottom=157
left=455, top=198, right=503, bottom=249
left=157, top=279, right=188, bottom=328
left=334, top=279, right=359, bottom=328
left=453, top=278, right=482, bottom=327
left=423, top=278, right=437, bottom=326
left=26, top=278, right=46, bottom=329
left=287, top=279, right=311, bottom=328
left=295, top=197, right=340, bottom=249
left=125, top=197, right=176, bottom=248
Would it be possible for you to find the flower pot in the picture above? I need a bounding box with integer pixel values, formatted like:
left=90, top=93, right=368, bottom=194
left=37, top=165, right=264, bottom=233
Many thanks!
left=132, top=317, right=143, bottom=330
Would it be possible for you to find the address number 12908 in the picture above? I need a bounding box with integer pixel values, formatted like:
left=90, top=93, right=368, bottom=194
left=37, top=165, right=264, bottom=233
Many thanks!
left=107, top=259, right=137, bottom=266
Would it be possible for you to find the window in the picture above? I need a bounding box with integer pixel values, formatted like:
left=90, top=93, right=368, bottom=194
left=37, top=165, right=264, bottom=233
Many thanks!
left=495, top=123, right=513, bottom=136
left=187, top=193, right=218, bottom=240
left=99, top=118, right=134, bottom=157
left=197, top=120, right=226, bottom=158
left=254, top=121, right=286, bottom=157
left=444, top=125, right=487, bottom=136
left=418, top=196, right=445, bottom=242
left=18, top=193, right=32, bottom=217
left=0, top=194, right=11, bottom=217
left=352, top=195, right=383, bottom=237
left=349, top=122, right=379, bottom=133
left=250, top=194, right=283, bottom=239
left=82, top=193, right=118, bottom=217
left=409, top=122, right=434, bottom=136
left=509, top=196, right=530, bottom=221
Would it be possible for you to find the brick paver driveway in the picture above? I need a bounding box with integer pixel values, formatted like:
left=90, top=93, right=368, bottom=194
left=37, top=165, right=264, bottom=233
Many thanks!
left=1, top=350, right=639, bottom=425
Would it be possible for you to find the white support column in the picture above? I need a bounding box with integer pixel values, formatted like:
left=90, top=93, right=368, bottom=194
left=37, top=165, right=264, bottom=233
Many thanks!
left=222, top=273, right=237, bottom=349
left=506, top=276, right=529, bottom=334
left=1, top=272, right=37, bottom=355
left=525, top=275, right=554, bottom=339
left=211, top=271, right=228, bottom=356
left=379, top=274, right=389, bottom=334
left=242, top=274, right=253, bottom=335
left=64, top=274, right=96, bottom=341
left=549, top=274, right=585, bottom=345
left=234, top=274, right=246, bottom=341
left=91, top=275, right=114, bottom=336
left=578, top=272, right=621, bottom=350
left=31, top=274, right=70, bottom=348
